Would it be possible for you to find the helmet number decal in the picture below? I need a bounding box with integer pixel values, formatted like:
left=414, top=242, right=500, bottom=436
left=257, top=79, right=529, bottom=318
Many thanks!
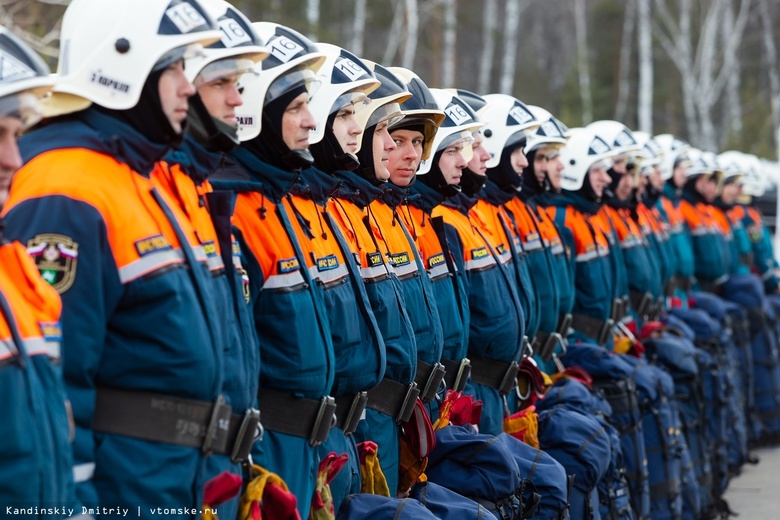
left=508, top=105, right=533, bottom=126
left=445, top=103, right=470, bottom=125
left=0, top=50, right=35, bottom=81
left=335, top=57, right=366, bottom=82
left=165, top=3, right=208, bottom=34
left=589, top=136, right=610, bottom=155
left=268, top=36, right=304, bottom=63
left=218, top=18, right=252, bottom=48
left=614, top=130, right=635, bottom=147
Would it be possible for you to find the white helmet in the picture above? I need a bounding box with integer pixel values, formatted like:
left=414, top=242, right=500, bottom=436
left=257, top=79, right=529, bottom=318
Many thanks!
left=235, top=22, right=326, bottom=142
left=739, top=154, right=766, bottom=198
left=525, top=105, right=567, bottom=154
left=631, top=130, right=663, bottom=172
left=417, top=89, right=484, bottom=175
left=559, top=127, right=615, bottom=192
left=308, top=44, right=379, bottom=145
left=479, top=93, right=540, bottom=168
left=184, top=0, right=267, bottom=84
left=0, top=27, right=55, bottom=129
left=352, top=61, right=411, bottom=154
left=684, top=149, right=712, bottom=178
left=387, top=67, right=445, bottom=162
left=654, top=134, right=691, bottom=180
left=587, top=120, right=642, bottom=159
left=53, top=0, right=221, bottom=110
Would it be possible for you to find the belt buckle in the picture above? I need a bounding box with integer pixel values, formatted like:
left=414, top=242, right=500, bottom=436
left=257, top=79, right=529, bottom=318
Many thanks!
left=343, top=391, right=368, bottom=435
left=308, top=396, right=337, bottom=447
left=396, top=382, right=420, bottom=423
left=540, top=332, right=560, bottom=362
left=453, top=358, right=471, bottom=393
left=558, top=313, right=572, bottom=335
left=599, top=319, right=616, bottom=345
left=230, top=408, right=262, bottom=463
left=499, top=361, right=520, bottom=396
left=202, top=394, right=231, bottom=457
left=420, top=363, right=446, bottom=403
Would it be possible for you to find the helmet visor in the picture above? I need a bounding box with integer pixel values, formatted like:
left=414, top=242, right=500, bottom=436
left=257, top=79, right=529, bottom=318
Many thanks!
left=154, top=43, right=206, bottom=72
left=195, top=57, right=257, bottom=86
left=332, top=91, right=370, bottom=116
left=266, top=66, right=321, bottom=106
left=367, top=101, right=404, bottom=129
left=0, top=92, right=42, bottom=130
left=440, top=131, right=475, bottom=163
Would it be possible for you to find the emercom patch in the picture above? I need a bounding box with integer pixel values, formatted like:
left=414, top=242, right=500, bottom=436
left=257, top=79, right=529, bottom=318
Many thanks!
left=27, top=234, right=79, bottom=294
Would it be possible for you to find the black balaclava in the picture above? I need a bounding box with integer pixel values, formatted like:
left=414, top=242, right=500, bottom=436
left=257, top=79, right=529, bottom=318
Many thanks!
left=579, top=170, right=603, bottom=203
left=460, top=166, right=488, bottom=197
left=243, top=84, right=314, bottom=171
left=520, top=148, right=549, bottom=196
left=98, top=67, right=183, bottom=147
left=486, top=139, right=525, bottom=192
left=683, top=175, right=706, bottom=203
left=186, top=92, right=240, bottom=153
left=310, top=110, right=360, bottom=174
left=420, top=148, right=462, bottom=198
left=356, top=122, right=383, bottom=185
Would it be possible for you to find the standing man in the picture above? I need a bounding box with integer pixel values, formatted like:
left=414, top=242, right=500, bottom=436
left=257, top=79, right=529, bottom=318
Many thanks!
left=2, top=0, right=233, bottom=514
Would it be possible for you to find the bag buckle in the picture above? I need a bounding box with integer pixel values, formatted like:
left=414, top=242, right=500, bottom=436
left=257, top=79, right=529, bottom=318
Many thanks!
left=342, top=391, right=368, bottom=435
left=521, top=336, right=534, bottom=360
left=499, top=361, right=520, bottom=396
left=558, top=313, right=573, bottom=335
left=420, top=363, right=446, bottom=403
left=637, top=292, right=653, bottom=319
left=453, top=358, right=471, bottom=393
left=396, top=382, right=420, bottom=423
left=230, top=408, right=262, bottom=463
left=598, top=319, right=616, bottom=345
left=308, top=396, right=337, bottom=447
left=539, top=332, right=562, bottom=362
left=202, top=394, right=231, bottom=457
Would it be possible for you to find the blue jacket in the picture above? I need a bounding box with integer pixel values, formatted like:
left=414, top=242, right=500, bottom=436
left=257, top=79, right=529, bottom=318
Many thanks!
left=679, top=189, right=728, bottom=285
left=4, top=109, right=227, bottom=511
left=658, top=186, right=696, bottom=283
left=534, top=193, right=577, bottom=320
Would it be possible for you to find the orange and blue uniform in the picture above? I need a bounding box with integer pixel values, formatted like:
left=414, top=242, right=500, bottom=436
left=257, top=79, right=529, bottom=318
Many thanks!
left=4, top=108, right=230, bottom=513
left=211, top=147, right=335, bottom=517
left=678, top=191, right=729, bottom=290
left=657, top=187, right=696, bottom=298
left=0, top=237, right=75, bottom=512
left=729, top=204, right=779, bottom=291
left=433, top=193, right=524, bottom=436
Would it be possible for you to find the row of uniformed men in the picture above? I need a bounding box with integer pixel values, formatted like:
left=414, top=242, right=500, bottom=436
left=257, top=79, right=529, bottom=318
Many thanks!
left=2, top=0, right=779, bottom=518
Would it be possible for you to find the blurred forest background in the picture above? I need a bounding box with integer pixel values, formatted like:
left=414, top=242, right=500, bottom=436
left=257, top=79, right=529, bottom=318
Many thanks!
left=9, top=0, right=780, bottom=160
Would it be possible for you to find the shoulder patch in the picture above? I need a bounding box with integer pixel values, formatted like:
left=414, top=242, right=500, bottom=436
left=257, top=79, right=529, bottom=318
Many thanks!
left=428, top=253, right=446, bottom=269
left=317, top=254, right=340, bottom=272
left=471, top=247, right=488, bottom=260
left=27, top=234, right=78, bottom=294
left=39, top=322, right=62, bottom=342
left=367, top=251, right=383, bottom=267
left=202, top=240, right=218, bottom=258
left=389, top=251, right=410, bottom=267
left=277, top=257, right=300, bottom=274
left=134, top=234, right=172, bottom=257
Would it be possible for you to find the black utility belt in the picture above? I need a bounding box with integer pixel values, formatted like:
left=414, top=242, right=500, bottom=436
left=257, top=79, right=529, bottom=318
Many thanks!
left=571, top=312, right=615, bottom=345
left=366, top=377, right=420, bottom=423
left=469, top=355, right=520, bottom=396
left=534, top=313, right=572, bottom=361
left=257, top=389, right=336, bottom=446
left=441, top=357, right=471, bottom=393
left=414, top=360, right=446, bottom=403
left=629, top=289, right=658, bottom=320
left=93, top=387, right=261, bottom=462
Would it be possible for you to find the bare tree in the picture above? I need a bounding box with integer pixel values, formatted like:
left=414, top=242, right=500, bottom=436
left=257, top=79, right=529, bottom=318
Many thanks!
left=573, top=0, right=593, bottom=123
left=721, top=0, right=743, bottom=141
left=401, top=0, right=420, bottom=69
left=382, top=1, right=404, bottom=64
left=499, top=0, right=521, bottom=94
left=615, top=0, right=637, bottom=123
left=478, top=0, right=498, bottom=94
left=759, top=0, right=780, bottom=159
left=306, top=0, right=320, bottom=40
left=351, top=0, right=367, bottom=56
left=637, top=0, right=653, bottom=132
left=441, top=0, right=457, bottom=86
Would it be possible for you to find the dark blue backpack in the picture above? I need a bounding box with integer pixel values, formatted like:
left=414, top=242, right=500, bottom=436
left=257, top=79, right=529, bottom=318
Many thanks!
left=338, top=494, right=440, bottom=519
left=410, top=480, right=493, bottom=519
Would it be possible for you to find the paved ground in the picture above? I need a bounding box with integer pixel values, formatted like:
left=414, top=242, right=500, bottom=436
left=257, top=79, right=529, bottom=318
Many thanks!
left=723, top=446, right=780, bottom=518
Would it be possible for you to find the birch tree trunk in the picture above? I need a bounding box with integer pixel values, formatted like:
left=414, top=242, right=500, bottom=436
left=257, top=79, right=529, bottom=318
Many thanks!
left=759, top=0, right=780, bottom=159
left=478, top=0, right=498, bottom=94
left=351, top=0, right=367, bottom=57
left=306, top=0, right=320, bottom=41
left=574, top=0, right=593, bottom=124
left=637, top=0, right=653, bottom=132
left=615, top=0, right=636, bottom=123
left=441, top=0, right=457, bottom=87
left=382, top=2, right=404, bottom=64
left=721, top=0, right=743, bottom=141
left=401, top=0, right=419, bottom=69
left=500, top=0, right=521, bottom=94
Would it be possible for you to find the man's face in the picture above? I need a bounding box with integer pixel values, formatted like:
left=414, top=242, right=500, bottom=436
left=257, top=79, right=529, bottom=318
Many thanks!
left=648, top=166, right=664, bottom=191
left=614, top=171, right=634, bottom=201
left=0, top=115, right=23, bottom=208
left=533, top=150, right=549, bottom=183
left=281, top=91, right=316, bottom=151
left=588, top=163, right=612, bottom=198
left=547, top=154, right=565, bottom=192
left=467, top=132, right=490, bottom=175
left=372, top=119, right=396, bottom=181
left=611, top=154, right=627, bottom=175
left=438, top=141, right=468, bottom=185
left=701, top=175, right=718, bottom=202
left=331, top=104, right=363, bottom=154
left=672, top=162, right=688, bottom=188
left=197, top=72, right=243, bottom=127
left=509, top=146, right=528, bottom=175
left=159, top=59, right=196, bottom=134
left=388, top=128, right=424, bottom=187
left=721, top=180, right=740, bottom=205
